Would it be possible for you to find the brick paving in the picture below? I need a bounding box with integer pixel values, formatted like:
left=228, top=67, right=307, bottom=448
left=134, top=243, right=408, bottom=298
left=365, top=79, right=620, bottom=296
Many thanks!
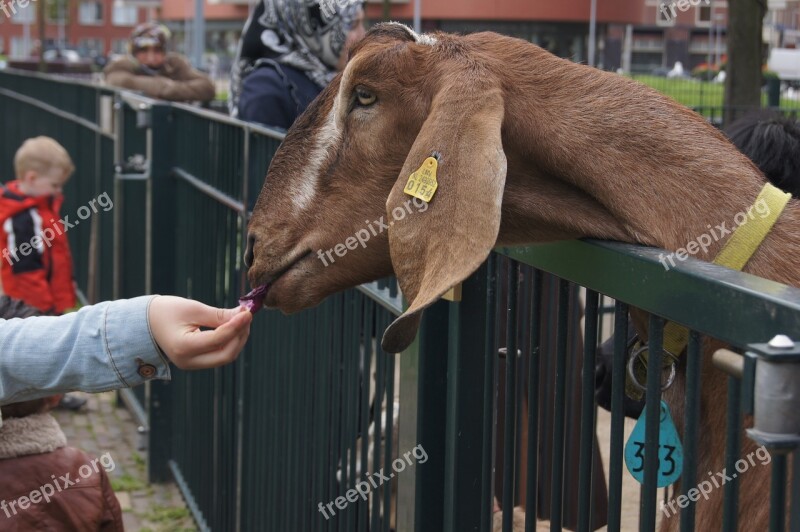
left=52, top=391, right=196, bottom=532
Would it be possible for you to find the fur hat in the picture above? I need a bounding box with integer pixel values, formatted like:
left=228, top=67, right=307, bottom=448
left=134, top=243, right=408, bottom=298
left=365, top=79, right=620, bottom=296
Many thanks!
left=130, top=22, right=171, bottom=54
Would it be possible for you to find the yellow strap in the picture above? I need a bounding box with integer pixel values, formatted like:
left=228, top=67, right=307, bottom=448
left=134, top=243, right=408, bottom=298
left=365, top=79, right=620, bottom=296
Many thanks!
left=713, top=183, right=792, bottom=270
left=662, top=183, right=791, bottom=357
left=629, top=183, right=791, bottom=398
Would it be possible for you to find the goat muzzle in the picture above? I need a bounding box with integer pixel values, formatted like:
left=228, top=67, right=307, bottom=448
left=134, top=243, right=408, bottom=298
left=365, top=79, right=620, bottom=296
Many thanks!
left=244, top=233, right=256, bottom=268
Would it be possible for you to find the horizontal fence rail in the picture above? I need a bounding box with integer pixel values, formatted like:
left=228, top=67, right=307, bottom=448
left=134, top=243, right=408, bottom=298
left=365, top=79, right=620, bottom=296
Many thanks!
left=1, top=68, right=799, bottom=532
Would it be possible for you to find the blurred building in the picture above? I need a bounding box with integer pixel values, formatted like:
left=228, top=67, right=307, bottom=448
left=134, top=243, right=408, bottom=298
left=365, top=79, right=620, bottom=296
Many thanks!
left=2, top=0, right=797, bottom=76
left=765, top=0, right=800, bottom=49
left=0, top=0, right=147, bottom=59
left=608, top=0, right=729, bottom=73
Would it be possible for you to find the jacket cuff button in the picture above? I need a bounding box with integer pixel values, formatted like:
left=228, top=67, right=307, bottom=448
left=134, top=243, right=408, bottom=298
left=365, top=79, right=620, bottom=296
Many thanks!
left=137, top=362, right=157, bottom=378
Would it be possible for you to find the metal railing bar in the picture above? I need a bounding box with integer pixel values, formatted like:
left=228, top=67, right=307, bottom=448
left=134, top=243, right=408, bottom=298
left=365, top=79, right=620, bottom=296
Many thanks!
left=170, top=102, right=287, bottom=142
left=770, top=453, right=787, bottom=532
left=481, top=256, right=498, bottom=532
left=722, top=376, right=743, bottom=529
left=680, top=331, right=702, bottom=531
left=606, top=301, right=629, bottom=530
left=501, top=261, right=519, bottom=532
left=791, top=448, right=800, bottom=531
left=172, top=167, right=245, bottom=212
left=577, top=289, right=599, bottom=531
left=549, top=279, right=571, bottom=531
left=523, top=268, right=542, bottom=532
left=641, top=315, right=664, bottom=530
left=0, top=87, right=112, bottom=138
left=117, top=388, right=148, bottom=429
left=168, top=459, right=211, bottom=532
left=2, top=67, right=111, bottom=90
left=499, top=241, right=800, bottom=350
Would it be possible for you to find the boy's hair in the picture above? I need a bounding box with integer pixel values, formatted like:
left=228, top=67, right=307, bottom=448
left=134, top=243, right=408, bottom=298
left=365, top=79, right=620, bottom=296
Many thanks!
left=0, top=296, right=48, bottom=419
left=724, top=111, right=800, bottom=198
left=13, top=136, right=75, bottom=181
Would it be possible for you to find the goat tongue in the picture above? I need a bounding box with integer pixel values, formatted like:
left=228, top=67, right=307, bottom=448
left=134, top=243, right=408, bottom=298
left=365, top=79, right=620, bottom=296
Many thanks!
left=239, top=285, right=269, bottom=313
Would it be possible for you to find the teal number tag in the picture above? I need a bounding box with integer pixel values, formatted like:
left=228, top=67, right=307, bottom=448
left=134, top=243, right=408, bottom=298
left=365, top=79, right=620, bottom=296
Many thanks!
left=624, top=400, right=683, bottom=487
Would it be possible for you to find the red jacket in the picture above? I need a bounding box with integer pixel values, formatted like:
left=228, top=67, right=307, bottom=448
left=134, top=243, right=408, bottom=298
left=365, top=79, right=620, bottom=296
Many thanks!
left=0, top=181, right=75, bottom=314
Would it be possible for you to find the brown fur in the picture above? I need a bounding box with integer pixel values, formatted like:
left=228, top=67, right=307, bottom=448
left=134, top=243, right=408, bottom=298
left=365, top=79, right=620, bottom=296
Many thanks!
left=247, top=24, right=800, bottom=529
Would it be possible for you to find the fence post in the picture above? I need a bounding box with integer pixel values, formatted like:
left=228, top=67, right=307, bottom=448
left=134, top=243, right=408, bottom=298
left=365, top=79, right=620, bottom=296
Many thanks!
left=146, top=103, right=178, bottom=483
left=411, top=299, right=449, bottom=532
left=443, top=262, right=493, bottom=532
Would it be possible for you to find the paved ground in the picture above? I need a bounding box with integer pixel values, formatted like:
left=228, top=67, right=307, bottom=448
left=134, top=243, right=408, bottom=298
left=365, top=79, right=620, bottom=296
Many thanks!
left=52, top=391, right=196, bottom=532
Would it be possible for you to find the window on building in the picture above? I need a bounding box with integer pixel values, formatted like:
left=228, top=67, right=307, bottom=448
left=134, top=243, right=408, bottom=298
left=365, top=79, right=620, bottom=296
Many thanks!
left=10, top=37, right=32, bottom=58
left=697, top=6, right=712, bottom=26
left=45, top=0, right=69, bottom=24
left=78, top=38, right=104, bottom=55
left=111, top=38, right=128, bottom=54
left=656, top=4, right=676, bottom=26
left=11, top=4, right=35, bottom=24
left=79, top=1, right=103, bottom=24
left=112, top=4, right=138, bottom=26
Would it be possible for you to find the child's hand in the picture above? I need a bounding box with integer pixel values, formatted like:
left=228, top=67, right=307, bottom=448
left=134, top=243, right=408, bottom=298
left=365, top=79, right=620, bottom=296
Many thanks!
left=148, top=296, right=253, bottom=369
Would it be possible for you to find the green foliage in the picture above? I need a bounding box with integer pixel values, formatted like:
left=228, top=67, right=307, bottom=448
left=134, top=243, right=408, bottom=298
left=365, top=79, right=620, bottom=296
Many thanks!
left=110, top=472, right=147, bottom=492
left=629, top=74, right=800, bottom=113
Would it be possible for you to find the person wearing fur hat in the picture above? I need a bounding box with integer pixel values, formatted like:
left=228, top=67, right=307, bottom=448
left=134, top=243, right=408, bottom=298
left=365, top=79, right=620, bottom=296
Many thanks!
left=104, top=22, right=215, bottom=102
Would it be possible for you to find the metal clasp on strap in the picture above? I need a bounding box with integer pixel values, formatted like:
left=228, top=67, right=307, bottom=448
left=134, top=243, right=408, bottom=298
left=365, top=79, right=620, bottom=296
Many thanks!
left=626, top=335, right=679, bottom=392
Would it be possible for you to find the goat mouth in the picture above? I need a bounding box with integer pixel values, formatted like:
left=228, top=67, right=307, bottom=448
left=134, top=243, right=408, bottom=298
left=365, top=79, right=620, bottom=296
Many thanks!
left=248, top=250, right=313, bottom=296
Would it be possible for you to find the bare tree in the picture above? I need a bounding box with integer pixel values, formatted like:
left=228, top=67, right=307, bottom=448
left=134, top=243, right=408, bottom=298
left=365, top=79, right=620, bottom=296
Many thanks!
left=723, top=0, right=767, bottom=125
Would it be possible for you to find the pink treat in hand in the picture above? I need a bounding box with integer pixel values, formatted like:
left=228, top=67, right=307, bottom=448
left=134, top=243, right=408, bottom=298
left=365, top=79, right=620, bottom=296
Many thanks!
left=239, top=285, right=269, bottom=313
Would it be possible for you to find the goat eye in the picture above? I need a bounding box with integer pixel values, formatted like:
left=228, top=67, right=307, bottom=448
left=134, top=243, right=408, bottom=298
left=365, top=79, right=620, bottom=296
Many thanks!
left=355, top=88, right=376, bottom=106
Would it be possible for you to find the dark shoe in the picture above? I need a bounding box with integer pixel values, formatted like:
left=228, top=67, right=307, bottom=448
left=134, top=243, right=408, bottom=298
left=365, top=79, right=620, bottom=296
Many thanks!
left=58, top=394, right=87, bottom=411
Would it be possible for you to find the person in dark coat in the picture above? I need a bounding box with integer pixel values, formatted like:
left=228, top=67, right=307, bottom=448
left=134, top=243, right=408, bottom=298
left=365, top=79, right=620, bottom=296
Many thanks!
left=230, top=0, right=365, bottom=131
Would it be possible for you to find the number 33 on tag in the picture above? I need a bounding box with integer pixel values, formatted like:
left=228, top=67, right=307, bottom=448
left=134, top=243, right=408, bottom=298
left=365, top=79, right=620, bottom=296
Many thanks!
left=624, top=400, right=683, bottom=487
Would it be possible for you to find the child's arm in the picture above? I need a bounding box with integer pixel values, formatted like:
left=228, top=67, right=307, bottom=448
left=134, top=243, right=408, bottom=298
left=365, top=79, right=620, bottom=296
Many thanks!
left=0, top=296, right=251, bottom=404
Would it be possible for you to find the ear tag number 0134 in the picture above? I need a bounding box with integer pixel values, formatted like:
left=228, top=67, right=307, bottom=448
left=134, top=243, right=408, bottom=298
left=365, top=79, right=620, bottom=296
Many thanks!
left=624, top=400, right=683, bottom=487
left=404, top=157, right=438, bottom=203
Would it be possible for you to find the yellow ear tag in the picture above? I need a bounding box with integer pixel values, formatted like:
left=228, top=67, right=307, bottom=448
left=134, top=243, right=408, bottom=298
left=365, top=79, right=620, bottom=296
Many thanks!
left=404, top=156, right=438, bottom=203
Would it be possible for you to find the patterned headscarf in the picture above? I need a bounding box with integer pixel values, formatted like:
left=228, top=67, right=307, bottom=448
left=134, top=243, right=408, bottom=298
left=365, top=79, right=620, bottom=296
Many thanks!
left=230, top=0, right=362, bottom=117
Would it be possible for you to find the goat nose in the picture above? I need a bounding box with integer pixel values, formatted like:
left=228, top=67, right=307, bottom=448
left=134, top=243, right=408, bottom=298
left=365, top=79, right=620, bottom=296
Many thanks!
left=244, top=233, right=255, bottom=268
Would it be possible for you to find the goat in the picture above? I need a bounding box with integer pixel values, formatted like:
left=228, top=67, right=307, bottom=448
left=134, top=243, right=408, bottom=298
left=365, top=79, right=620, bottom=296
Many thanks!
left=245, top=23, right=800, bottom=530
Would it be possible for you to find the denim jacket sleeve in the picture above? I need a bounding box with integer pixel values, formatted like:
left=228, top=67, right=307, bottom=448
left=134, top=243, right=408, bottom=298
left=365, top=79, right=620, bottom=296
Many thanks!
left=0, top=295, right=171, bottom=405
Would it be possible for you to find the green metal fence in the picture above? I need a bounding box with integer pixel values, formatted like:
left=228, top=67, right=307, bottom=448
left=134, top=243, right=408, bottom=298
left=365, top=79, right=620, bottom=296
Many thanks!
left=2, top=68, right=800, bottom=532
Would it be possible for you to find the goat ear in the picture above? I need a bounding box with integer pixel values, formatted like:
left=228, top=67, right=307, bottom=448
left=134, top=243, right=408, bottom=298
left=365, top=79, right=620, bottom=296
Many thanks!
left=381, top=82, right=507, bottom=353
